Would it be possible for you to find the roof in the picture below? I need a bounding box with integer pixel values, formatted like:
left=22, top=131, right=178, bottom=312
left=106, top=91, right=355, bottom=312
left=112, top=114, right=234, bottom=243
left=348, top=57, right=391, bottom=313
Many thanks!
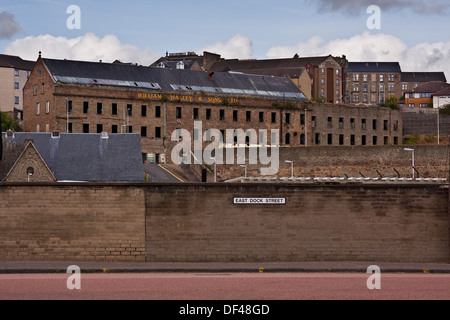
left=42, top=58, right=306, bottom=102
left=432, top=86, right=450, bottom=96
left=401, top=72, right=447, bottom=83
left=209, top=55, right=340, bottom=73
left=0, top=54, right=35, bottom=70
left=347, top=62, right=401, bottom=73
left=1, top=132, right=145, bottom=182
left=405, top=82, right=450, bottom=94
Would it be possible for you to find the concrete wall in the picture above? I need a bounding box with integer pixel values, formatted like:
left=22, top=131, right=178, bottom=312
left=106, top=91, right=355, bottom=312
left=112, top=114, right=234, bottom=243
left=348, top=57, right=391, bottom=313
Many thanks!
left=0, top=182, right=448, bottom=263
left=402, top=113, right=450, bottom=136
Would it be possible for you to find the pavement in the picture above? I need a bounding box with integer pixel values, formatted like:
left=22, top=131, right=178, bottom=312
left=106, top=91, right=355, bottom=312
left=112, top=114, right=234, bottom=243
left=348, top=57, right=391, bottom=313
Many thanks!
left=1, top=261, right=450, bottom=274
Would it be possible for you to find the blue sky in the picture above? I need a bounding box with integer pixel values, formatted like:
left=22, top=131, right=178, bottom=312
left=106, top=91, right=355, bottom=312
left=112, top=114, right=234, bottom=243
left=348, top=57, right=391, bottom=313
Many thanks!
left=1, top=0, right=449, bottom=76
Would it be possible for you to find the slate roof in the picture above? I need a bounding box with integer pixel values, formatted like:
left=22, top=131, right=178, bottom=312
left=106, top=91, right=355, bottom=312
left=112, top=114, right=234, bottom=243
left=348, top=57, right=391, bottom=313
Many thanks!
left=0, top=54, right=35, bottom=70
left=42, top=58, right=307, bottom=101
left=347, top=62, right=402, bottom=73
left=401, top=72, right=447, bottom=83
left=405, top=82, right=450, bottom=94
left=209, top=55, right=338, bottom=73
left=0, top=132, right=144, bottom=182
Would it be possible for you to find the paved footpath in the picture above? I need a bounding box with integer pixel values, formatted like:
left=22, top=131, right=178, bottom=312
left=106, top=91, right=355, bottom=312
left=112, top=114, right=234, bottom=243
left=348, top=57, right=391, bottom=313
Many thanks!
left=1, top=261, right=450, bottom=274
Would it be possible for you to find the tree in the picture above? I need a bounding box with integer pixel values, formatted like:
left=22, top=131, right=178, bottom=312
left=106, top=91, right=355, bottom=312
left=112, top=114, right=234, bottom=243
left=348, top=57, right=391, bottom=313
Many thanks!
left=439, top=104, right=450, bottom=115
left=1, top=112, right=18, bottom=132
left=380, top=96, right=400, bottom=110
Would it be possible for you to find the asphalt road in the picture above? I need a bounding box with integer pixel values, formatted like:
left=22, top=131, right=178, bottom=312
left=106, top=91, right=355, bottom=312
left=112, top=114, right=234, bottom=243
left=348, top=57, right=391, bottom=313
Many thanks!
left=1, top=273, right=450, bottom=301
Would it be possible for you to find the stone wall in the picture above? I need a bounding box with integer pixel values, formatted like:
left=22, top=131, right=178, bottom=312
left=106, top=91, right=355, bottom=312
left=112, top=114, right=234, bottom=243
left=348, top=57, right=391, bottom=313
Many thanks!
left=402, top=112, right=450, bottom=136
left=0, top=182, right=448, bottom=263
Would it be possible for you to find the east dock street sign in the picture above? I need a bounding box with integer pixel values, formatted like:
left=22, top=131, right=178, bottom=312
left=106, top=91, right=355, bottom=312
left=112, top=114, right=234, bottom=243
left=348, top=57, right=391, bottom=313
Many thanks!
left=233, top=198, right=286, bottom=205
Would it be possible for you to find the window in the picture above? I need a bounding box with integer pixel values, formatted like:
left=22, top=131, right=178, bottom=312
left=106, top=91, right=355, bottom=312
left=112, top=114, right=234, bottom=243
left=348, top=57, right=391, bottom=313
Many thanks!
left=388, top=74, right=395, bottom=82
left=300, top=114, right=305, bottom=125
left=363, top=74, right=368, bottom=82
left=97, top=124, right=103, bottom=133
left=402, top=83, right=408, bottom=91
left=155, top=127, right=161, bottom=138
left=246, top=111, right=251, bottom=122
left=379, top=84, right=385, bottom=92
left=327, top=117, right=332, bottom=128
left=46, top=101, right=50, bottom=114
left=97, top=103, right=103, bottom=115
left=362, top=119, right=367, bottom=130
left=193, top=108, right=199, bottom=120
left=206, top=109, right=212, bottom=121
left=127, top=126, right=133, bottom=133
left=384, top=120, right=388, bottom=131
left=176, top=61, right=184, bottom=70
left=233, top=110, right=238, bottom=122
left=311, top=116, right=316, bottom=128
left=372, top=119, right=377, bottom=130
left=127, top=104, right=132, bottom=116
left=285, top=133, right=291, bottom=145
left=14, top=96, right=19, bottom=104
left=36, top=102, right=40, bottom=115
left=83, top=124, right=90, bottom=133
left=141, top=105, right=147, bottom=117
left=315, top=133, right=320, bottom=145
left=327, top=134, right=333, bottom=145
left=350, top=118, right=355, bottom=129
left=339, top=118, right=344, bottom=129
left=112, top=125, right=118, bottom=133
left=83, top=101, right=89, bottom=114
left=353, top=84, right=359, bottom=92
left=259, top=112, right=264, bottom=123
left=362, top=135, right=367, bottom=146
left=394, top=137, right=398, bottom=145
left=271, top=112, right=277, bottom=124
left=14, top=70, right=19, bottom=76
left=350, top=135, right=356, bottom=146
left=14, top=82, right=19, bottom=89
left=220, top=109, right=225, bottom=121
left=300, top=134, right=305, bottom=145
left=321, top=78, right=325, bottom=85
left=111, top=103, right=117, bottom=115
left=141, top=126, right=147, bottom=137
left=41, top=83, right=45, bottom=94
left=394, top=120, right=399, bottom=131
left=67, top=100, right=73, bottom=113
left=176, top=107, right=182, bottom=119
left=388, top=84, right=395, bottom=92
left=155, top=106, right=161, bottom=118
left=379, top=74, right=384, bottom=82
left=33, top=84, right=38, bottom=95
left=285, top=113, right=291, bottom=124
left=384, top=136, right=389, bottom=145
left=353, top=74, right=359, bottom=81
left=373, top=136, right=378, bottom=145
left=68, top=123, right=72, bottom=133
left=339, top=134, right=344, bottom=146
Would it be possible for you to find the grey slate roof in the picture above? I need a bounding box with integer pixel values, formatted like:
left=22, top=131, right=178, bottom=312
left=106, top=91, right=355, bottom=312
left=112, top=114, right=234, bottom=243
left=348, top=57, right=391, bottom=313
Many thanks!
left=0, top=54, right=35, bottom=70
left=401, top=72, right=447, bottom=83
left=42, top=58, right=307, bottom=102
left=347, top=62, right=401, bottom=73
left=1, top=132, right=144, bottom=182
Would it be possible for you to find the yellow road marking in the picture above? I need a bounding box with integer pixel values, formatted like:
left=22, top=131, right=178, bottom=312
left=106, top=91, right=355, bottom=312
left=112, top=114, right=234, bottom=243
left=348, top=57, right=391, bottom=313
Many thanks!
left=158, top=164, right=185, bottom=182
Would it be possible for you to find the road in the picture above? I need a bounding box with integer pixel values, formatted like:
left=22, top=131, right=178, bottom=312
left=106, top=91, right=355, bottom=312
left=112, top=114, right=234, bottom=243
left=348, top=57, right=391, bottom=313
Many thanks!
left=1, top=273, right=450, bottom=301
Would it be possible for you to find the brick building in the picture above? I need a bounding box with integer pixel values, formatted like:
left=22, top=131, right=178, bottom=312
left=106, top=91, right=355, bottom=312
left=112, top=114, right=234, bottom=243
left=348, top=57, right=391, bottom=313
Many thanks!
left=404, top=81, right=450, bottom=109
left=23, top=55, right=402, bottom=164
left=401, top=72, right=447, bottom=94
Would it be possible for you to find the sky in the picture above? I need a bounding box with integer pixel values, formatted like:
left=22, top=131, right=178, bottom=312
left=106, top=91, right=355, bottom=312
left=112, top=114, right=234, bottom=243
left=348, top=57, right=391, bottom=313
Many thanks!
left=0, top=0, right=449, bottom=77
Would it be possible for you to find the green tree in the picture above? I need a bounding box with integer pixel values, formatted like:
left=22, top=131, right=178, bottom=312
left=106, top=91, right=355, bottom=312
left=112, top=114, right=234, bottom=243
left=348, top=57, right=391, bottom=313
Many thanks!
left=1, top=112, right=18, bottom=132
left=439, top=104, right=450, bottom=115
left=380, top=96, right=400, bottom=110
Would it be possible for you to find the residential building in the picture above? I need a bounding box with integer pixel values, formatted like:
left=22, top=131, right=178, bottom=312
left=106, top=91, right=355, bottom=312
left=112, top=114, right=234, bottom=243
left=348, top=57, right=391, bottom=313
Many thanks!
left=208, top=54, right=348, bottom=104
left=404, top=81, right=450, bottom=109
left=346, top=62, right=402, bottom=106
left=0, top=54, right=35, bottom=116
left=432, top=86, right=450, bottom=109
left=401, top=72, right=447, bottom=94
left=0, top=131, right=144, bottom=182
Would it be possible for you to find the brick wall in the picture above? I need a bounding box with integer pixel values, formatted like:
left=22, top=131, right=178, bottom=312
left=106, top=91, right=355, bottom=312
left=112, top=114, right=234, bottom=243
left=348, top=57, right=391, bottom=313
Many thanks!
left=0, top=184, right=146, bottom=261
left=402, top=112, right=450, bottom=136
left=145, top=184, right=449, bottom=263
left=0, top=183, right=448, bottom=263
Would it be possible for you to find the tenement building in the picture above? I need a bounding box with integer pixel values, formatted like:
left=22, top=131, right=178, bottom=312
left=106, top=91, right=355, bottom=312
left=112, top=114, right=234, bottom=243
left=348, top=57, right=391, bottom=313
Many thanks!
left=23, top=54, right=402, bottom=164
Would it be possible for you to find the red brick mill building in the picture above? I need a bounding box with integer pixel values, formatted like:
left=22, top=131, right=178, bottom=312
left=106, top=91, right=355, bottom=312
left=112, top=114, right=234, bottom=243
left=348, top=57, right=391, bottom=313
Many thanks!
left=23, top=53, right=403, bottom=164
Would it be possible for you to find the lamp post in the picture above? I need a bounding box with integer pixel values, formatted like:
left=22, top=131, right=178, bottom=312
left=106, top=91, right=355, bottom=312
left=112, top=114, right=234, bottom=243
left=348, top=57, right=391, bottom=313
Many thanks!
left=404, top=148, right=415, bottom=179
left=285, top=160, right=294, bottom=179
left=240, top=165, right=247, bottom=179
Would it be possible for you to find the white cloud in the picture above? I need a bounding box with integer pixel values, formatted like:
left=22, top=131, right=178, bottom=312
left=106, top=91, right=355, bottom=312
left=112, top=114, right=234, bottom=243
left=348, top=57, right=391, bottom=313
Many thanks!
left=266, top=32, right=450, bottom=79
left=3, top=32, right=160, bottom=65
left=200, top=34, right=253, bottom=59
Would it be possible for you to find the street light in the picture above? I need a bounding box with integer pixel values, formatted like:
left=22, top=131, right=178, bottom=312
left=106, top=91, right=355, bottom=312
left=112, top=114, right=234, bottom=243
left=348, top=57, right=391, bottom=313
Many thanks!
left=404, top=148, right=415, bottom=179
left=240, top=165, right=247, bottom=179
left=210, top=157, right=217, bottom=183
left=285, top=160, right=294, bottom=179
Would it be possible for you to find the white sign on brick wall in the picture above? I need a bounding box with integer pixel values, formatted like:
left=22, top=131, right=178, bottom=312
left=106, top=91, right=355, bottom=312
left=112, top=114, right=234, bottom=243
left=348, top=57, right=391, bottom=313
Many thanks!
left=233, top=198, right=286, bottom=205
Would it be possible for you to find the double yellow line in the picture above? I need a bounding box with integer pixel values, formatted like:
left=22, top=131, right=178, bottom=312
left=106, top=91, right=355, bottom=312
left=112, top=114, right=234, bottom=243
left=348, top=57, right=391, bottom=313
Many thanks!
left=158, top=164, right=185, bottom=182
